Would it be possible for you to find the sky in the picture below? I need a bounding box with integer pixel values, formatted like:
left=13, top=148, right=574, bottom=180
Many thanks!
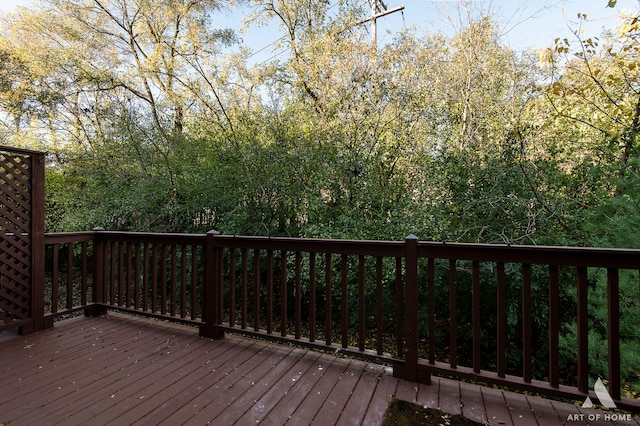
left=1, top=0, right=638, bottom=58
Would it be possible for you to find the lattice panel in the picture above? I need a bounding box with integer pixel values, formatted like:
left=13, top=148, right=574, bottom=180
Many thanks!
left=0, top=151, right=33, bottom=326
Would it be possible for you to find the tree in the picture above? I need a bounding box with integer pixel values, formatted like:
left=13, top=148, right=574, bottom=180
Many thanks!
left=0, top=0, right=249, bottom=232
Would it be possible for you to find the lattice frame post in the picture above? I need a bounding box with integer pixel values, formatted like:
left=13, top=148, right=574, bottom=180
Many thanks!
left=0, top=146, right=48, bottom=334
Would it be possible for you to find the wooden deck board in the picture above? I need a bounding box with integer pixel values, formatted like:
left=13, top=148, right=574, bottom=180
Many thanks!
left=309, top=361, right=365, bottom=425
left=0, top=314, right=636, bottom=426
left=416, top=375, right=440, bottom=408
left=461, top=380, right=488, bottom=424
left=256, top=355, right=339, bottom=425
left=481, top=387, right=521, bottom=426
left=359, top=372, right=399, bottom=426
left=528, top=397, right=565, bottom=425
left=394, top=378, right=419, bottom=403
left=437, top=376, right=463, bottom=415
left=282, top=357, right=353, bottom=424
left=336, top=365, right=387, bottom=426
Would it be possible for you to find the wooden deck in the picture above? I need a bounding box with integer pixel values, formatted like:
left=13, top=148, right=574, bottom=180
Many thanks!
left=0, top=314, right=637, bottom=425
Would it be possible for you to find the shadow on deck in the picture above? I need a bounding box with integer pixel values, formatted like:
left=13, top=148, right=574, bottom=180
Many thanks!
left=1, top=313, right=637, bottom=425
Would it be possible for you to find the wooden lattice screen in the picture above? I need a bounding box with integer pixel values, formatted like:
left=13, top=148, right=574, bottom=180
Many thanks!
left=0, top=146, right=45, bottom=334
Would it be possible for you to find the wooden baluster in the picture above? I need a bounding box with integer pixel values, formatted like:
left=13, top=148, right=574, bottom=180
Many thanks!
left=358, top=255, right=365, bottom=352
left=295, top=252, right=302, bottom=340
left=309, top=252, right=316, bottom=342
left=253, top=248, right=261, bottom=331
left=472, top=260, right=481, bottom=374
left=376, top=256, right=383, bottom=355
left=341, top=254, right=348, bottom=349
left=548, top=264, right=559, bottom=388
left=66, top=242, right=74, bottom=310
left=522, top=263, right=532, bottom=383
left=325, top=253, right=332, bottom=346
left=449, top=258, right=457, bottom=369
left=497, top=262, right=506, bottom=378
left=608, top=268, right=620, bottom=400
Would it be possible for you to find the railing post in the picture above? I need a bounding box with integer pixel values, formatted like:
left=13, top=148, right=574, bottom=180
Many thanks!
left=29, top=151, right=48, bottom=332
left=607, top=268, right=620, bottom=400
left=86, top=227, right=107, bottom=317
left=404, top=234, right=420, bottom=382
left=200, top=230, right=224, bottom=339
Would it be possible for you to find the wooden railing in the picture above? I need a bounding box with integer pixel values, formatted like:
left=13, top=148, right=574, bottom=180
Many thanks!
left=43, top=230, right=640, bottom=413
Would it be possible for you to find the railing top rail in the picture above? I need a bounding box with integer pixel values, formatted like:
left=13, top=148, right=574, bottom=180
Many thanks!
left=418, top=241, right=640, bottom=269
left=44, top=230, right=640, bottom=269
left=0, top=145, right=46, bottom=156
left=45, top=232, right=96, bottom=244
left=96, top=231, right=206, bottom=245
left=210, top=234, right=406, bottom=257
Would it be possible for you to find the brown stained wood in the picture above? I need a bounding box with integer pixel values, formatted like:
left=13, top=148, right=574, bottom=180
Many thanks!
left=95, top=336, right=249, bottom=425
left=160, top=244, right=168, bottom=315
left=460, top=380, right=488, bottom=424
left=608, top=268, right=621, bottom=400
left=281, top=250, right=288, bottom=337
left=449, top=258, right=458, bottom=369
left=229, top=247, right=237, bottom=327
left=394, top=378, right=419, bottom=403
left=337, top=366, right=386, bottom=425
left=10, top=329, right=203, bottom=425
left=428, top=257, right=436, bottom=364
left=137, top=340, right=262, bottom=424
left=375, top=256, right=383, bottom=355
left=233, top=350, right=323, bottom=424
left=261, top=356, right=341, bottom=425
left=522, top=263, right=533, bottom=383
left=360, top=373, right=399, bottom=425
left=309, top=252, right=316, bottom=342
left=241, top=247, right=248, bottom=329
left=309, top=363, right=365, bottom=425
left=325, top=253, right=332, bottom=346
left=527, top=396, right=564, bottom=425
left=502, top=391, right=539, bottom=426
left=548, top=264, right=560, bottom=388
left=577, top=266, right=589, bottom=393
left=0, top=319, right=169, bottom=421
left=180, top=244, right=187, bottom=318
left=0, top=318, right=133, bottom=384
left=156, top=339, right=281, bottom=425
left=481, top=387, right=516, bottom=426
left=472, top=260, right=481, bottom=374
left=183, top=346, right=297, bottom=425
left=551, top=401, right=587, bottom=426
left=254, top=248, right=261, bottom=332
left=266, top=249, right=273, bottom=334
left=341, top=253, right=348, bottom=349
left=0, top=313, right=632, bottom=426
left=0, top=149, right=44, bottom=332
left=66, top=242, right=74, bottom=310
left=497, top=261, right=506, bottom=378
left=285, top=357, right=354, bottom=424
left=357, top=255, right=365, bottom=352
left=438, top=378, right=462, bottom=415
left=416, top=378, right=440, bottom=409
left=295, top=251, right=302, bottom=340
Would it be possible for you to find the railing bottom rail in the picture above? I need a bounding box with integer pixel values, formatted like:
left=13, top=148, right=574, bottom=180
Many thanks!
left=417, top=361, right=640, bottom=413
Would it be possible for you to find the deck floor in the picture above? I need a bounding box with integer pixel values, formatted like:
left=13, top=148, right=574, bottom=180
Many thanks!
left=0, top=313, right=637, bottom=425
